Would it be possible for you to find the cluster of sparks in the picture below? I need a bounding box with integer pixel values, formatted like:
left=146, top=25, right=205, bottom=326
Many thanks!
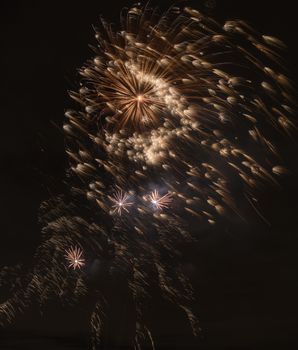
left=64, top=246, right=85, bottom=270
left=111, top=189, right=172, bottom=215
left=110, top=190, right=133, bottom=215
left=148, top=190, right=173, bottom=210
left=0, top=4, right=295, bottom=350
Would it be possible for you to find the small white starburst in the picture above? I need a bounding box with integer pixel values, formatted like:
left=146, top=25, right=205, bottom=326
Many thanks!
left=65, top=246, right=85, bottom=270
left=111, top=190, right=133, bottom=215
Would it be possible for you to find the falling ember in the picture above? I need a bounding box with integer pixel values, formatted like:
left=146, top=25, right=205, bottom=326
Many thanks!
left=111, top=190, right=133, bottom=215
left=64, top=246, right=85, bottom=270
left=149, top=190, right=173, bottom=210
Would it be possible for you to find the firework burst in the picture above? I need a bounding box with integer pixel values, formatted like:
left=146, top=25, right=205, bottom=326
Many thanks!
left=65, top=246, right=85, bottom=270
left=110, top=190, right=133, bottom=215
left=148, top=190, right=173, bottom=210
left=0, top=4, right=296, bottom=350
left=64, top=5, right=295, bottom=344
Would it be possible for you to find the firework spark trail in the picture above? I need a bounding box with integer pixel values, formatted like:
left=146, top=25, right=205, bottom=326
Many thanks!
left=0, top=4, right=296, bottom=349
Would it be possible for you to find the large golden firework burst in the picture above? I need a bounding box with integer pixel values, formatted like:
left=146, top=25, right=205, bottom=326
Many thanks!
left=67, top=4, right=295, bottom=220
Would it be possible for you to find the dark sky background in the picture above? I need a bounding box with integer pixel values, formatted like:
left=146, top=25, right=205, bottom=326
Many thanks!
left=0, top=0, right=298, bottom=349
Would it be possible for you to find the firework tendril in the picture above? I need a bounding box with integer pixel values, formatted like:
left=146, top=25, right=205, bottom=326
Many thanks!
left=0, top=4, right=296, bottom=349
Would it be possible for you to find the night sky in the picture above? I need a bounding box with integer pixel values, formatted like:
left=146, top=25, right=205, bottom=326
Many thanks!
left=0, top=0, right=298, bottom=349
